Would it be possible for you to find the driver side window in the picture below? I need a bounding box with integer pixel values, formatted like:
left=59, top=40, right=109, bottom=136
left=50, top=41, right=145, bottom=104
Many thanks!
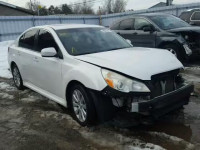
left=134, top=18, right=152, bottom=30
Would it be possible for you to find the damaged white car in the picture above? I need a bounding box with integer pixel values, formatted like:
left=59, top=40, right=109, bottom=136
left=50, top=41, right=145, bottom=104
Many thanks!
left=8, top=24, right=194, bottom=126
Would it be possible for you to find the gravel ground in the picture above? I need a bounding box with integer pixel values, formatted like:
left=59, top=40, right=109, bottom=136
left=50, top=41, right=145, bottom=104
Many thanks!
left=0, top=62, right=199, bottom=150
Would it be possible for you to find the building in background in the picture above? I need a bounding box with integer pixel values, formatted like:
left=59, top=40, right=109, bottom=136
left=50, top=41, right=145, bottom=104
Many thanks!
left=149, top=2, right=167, bottom=9
left=149, top=0, right=173, bottom=9
left=0, top=1, right=34, bottom=16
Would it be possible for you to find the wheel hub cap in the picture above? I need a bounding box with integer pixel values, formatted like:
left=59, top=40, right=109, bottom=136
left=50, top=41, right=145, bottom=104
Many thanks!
left=72, top=90, right=87, bottom=122
left=13, top=68, right=20, bottom=87
left=167, top=48, right=177, bottom=57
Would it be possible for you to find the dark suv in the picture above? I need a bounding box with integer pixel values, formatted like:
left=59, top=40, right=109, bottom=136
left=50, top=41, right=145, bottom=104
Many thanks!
left=180, top=9, right=200, bottom=26
left=110, top=13, right=200, bottom=61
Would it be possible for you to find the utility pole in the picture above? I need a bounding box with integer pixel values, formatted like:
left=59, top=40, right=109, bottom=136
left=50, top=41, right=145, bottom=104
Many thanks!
left=99, top=6, right=102, bottom=25
left=30, top=0, right=33, bottom=11
left=167, top=0, right=173, bottom=6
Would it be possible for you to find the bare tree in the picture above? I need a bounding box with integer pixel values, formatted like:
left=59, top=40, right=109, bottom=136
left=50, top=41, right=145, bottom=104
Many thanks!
left=81, top=0, right=94, bottom=14
left=103, top=0, right=113, bottom=14
left=71, top=4, right=82, bottom=14
left=61, top=4, right=73, bottom=15
left=26, top=0, right=41, bottom=12
left=103, top=0, right=127, bottom=14
left=71, top=0, right=94, bottom=14
left=112, top=0, right=127, bottom=13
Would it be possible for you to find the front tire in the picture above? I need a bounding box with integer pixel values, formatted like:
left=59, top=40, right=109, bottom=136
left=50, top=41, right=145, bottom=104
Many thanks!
left=162, top=44, right=183, bottom=61
left=70, top=84, right=96, bottom=126
left=12, top=64, right=24, bottom=90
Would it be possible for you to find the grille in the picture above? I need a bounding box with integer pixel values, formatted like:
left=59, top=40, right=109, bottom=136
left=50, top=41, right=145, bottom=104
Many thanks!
left=151, top=70, right=179, bottom=98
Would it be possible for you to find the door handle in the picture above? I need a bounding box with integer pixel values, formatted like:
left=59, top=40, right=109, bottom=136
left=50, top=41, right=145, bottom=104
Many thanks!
left=132, top=32, right=138, bottom=35
left=34, top=57, right=39, bottom=62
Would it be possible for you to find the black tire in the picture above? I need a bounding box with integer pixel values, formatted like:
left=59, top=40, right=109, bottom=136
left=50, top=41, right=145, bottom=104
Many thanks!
left=70, top=84, right=96, bottom=126
left=162, top=44, right=183, bottom=61
left=11, top=64, right=24, bottom=90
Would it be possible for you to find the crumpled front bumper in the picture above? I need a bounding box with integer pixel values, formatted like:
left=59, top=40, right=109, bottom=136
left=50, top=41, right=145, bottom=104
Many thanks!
left=131, top=83, right=194, bottom=118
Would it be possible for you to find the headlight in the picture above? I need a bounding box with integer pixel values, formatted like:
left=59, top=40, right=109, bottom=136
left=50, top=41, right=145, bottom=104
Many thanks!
left=101, top=69, right=150, bottom=93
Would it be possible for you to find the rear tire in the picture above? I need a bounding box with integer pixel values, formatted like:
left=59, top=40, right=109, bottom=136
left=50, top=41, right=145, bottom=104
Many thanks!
left=12, top=64, right=24, bottom=90
left=70, top=84, right=96, bottom=126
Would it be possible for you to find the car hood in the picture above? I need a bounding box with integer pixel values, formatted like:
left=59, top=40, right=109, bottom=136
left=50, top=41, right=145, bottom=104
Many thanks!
left=167, top=26, right=200, bottom=33
left=75, top=47, right=183, bottom=80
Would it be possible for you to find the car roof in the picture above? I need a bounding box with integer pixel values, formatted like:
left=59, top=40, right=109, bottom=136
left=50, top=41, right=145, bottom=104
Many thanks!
left=138, top=13, right=172, bottom=17
left=110, top=13, right=172, bottom=27
left=43, top=24, right=103, bottom=30
left=186, top=8, right=200, bottom=12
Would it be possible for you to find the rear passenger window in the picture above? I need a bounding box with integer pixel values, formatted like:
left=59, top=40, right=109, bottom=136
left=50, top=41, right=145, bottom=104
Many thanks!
left=119, top=19, right=134, bottom=30
left=134, top=18, right=152, bottom=30
left=180, top=12, right=189, bottom=21
left=37, top=30, right=59, bottom=52
left=110, top=22, right=120, bottom=30
left=191, top=11, right=200, bottom=20
left=19, top=29, right=37, bottom=50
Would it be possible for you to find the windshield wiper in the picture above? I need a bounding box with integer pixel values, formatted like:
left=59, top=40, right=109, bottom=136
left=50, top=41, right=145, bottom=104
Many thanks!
left=74, top=47, right=131, bottom=56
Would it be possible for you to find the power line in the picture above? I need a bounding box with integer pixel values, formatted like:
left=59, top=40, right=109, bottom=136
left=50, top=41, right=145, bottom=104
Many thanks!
left=68, top=0, right=102, bottom=6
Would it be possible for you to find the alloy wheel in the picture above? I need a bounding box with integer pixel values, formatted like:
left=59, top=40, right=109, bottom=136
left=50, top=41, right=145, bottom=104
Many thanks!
left=167, top=48, right=177, bottom=57
left=13, top=67, right=21, bottom=87
left=72, top=89, right=87, bottom=122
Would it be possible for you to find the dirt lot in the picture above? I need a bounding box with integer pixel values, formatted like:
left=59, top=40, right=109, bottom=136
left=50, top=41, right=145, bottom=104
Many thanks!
left=0, top=62, right=200, bottom=150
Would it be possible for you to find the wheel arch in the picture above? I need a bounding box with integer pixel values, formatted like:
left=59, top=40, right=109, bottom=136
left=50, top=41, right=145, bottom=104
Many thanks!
left=158, top=41, right=186, bottom=61
left=158, top=41, right=182, bottom=49
left=65, top=80, right=86, bottom=107
left=10, top=61, right=17, bottom=71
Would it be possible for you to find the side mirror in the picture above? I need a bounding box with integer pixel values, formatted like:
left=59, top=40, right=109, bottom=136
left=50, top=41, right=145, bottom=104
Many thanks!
left=143, top=26, right=154, bottom=32
left=41, top=47, right=57, bottom=57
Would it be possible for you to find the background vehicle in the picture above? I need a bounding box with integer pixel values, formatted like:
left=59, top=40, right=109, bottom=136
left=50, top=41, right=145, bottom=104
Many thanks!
left=180, top=9, right=200, bottom=26
left=8, top=24, right=193, bottom=126
left=110, top=13, right=200, bottom=61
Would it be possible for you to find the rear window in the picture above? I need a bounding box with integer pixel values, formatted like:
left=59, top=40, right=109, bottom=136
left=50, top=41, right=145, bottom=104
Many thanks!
left=110, top=22, right=120, bottom=30
left=191, top=11, right=200, bottom=20
left=19, top=29, right=37, bottom=50
left=180, top=12, right=190, bottom=20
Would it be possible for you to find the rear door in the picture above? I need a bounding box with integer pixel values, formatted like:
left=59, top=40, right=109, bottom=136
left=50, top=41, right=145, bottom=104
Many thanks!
left=191, top=11, right=200, bottom=26
left=132, top=17, right=156, bottom=47
left=33, top=29, right=63, bottom=97
left=17, top=29, right=38, bottom=83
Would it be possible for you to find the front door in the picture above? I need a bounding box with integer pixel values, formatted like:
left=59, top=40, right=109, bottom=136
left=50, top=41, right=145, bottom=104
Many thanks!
left=131, top=17, right=156, bottom=48
left=33, top=29, right=63, bottom=98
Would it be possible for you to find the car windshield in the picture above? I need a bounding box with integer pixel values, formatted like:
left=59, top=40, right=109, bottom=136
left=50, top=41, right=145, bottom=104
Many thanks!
left=56, top=27, right=132, bottom=56
left=149, top=15, right=190, bottom=30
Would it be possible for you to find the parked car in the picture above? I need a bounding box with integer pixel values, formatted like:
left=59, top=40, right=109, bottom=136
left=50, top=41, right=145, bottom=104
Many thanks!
left=110, top=13, right=200, bottom=61
left=180, top=9, right=200, bottom=26
left=8, top=24, right=194, bottom=126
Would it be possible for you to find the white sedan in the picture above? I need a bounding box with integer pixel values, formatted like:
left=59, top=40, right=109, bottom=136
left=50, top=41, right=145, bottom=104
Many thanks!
left=8, top=24, right=194, bottom=126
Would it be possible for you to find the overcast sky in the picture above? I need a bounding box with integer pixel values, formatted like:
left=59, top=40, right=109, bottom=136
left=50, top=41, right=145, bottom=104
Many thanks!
left=3, top=0, right=200, bottom=11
